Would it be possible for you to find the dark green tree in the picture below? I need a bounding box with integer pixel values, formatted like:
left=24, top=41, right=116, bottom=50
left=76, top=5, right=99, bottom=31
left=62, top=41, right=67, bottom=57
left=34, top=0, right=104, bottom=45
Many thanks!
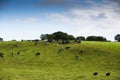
left=68, top=35, right=75, bottom=40
left=46, top=34, right=54, bottom=42
left=0, top=38, right=3, bottom=42
left=115, top=34, right=120, bottom=42
left=86, top=36, right=96, bottom=41
left=40, top=34, right=47, bottom=40
left=52, top=31, right=69, bottom=41
left=96, top=36, right=106, bottom=41
left=86, top=36, right=106, bottom=41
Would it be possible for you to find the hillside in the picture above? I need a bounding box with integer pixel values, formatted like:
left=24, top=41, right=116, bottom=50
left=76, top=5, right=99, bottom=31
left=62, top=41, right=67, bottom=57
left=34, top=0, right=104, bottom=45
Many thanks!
left=0, top=41, right=120, bottom=80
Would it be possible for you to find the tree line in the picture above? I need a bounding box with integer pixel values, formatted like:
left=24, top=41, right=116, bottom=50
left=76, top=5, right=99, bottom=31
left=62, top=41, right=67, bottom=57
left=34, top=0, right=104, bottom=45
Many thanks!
left=40, top=31, right=120, bottom=42
left=0, top=31, right=120, bottom=42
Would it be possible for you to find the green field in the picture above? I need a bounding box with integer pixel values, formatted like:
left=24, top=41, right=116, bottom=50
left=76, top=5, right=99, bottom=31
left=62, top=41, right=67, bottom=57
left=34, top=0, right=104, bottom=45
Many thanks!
left=0, top=41, right=120, bottom=80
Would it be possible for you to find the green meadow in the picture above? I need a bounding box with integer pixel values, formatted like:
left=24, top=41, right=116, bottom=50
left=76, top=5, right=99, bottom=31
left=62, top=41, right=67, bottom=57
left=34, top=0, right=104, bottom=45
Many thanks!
left=0, top=41, right=120, bottom=80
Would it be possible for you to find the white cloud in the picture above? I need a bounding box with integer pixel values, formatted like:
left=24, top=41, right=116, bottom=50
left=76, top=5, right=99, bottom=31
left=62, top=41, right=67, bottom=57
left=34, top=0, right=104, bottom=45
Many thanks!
left=46, top=3, right=120, bottom=41
left=2, top=0, right=120, bottom=41
left=15, top=17, right=38, bottom=23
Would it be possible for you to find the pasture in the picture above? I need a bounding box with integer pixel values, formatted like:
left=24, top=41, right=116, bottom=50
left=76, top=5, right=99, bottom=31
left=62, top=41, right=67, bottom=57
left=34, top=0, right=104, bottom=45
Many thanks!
left=0, top=41, right=120, bottom=80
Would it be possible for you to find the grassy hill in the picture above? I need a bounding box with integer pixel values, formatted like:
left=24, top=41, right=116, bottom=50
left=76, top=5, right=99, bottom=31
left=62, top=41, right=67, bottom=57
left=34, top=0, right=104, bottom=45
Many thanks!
left=0, top=41, right=120, bottom=80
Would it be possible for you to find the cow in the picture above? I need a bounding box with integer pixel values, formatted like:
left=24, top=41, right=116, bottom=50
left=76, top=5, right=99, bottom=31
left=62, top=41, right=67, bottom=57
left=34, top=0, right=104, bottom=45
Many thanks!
left=0, top=52, right=4, bottom=57
left=65, top=46, right=71, bottom=50
left=93, top=72, right=98, bottom=75
left=58, top=47, right=64, bottom=53
left=13, top=44, right=18, bottom=47
left=34, top=42, right=37, bottom=45
left=17, top=52, right=20, bottom=55
left=80, top=50, right=84, bottom=55
left=106, top=73, right=110, bottom=76
left=75, top=56, right=79, bottom=59
left=11, top=53, right=14, bottom=56
left=36, top=52, right=40, bottom=56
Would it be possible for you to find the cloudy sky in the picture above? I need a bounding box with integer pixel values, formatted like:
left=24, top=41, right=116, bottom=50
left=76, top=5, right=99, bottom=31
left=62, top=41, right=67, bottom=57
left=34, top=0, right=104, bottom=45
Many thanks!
left=0, top=0, right=120, bottom=41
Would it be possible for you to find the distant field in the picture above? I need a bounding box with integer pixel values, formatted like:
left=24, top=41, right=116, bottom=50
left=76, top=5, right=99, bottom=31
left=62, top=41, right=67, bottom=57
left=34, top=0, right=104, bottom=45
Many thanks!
left=0, top=41, right=120, bottom=80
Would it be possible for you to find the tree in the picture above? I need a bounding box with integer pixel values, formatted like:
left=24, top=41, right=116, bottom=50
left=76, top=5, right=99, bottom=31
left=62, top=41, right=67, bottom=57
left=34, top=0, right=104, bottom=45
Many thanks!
left=115, top=34, right=120, bottom=42
left=40, top=34, right=47, bottom=40
left=76, top=36, right=85, bottom=41
left=52, top=31, right=69, bottom=41
left=68, top=35, right=75, bottom=40
left=46, top=34, right=54, bottom=42
left=96, top=36, right=106, bottom=41
left=86, top=36, right=106, bottom=41
left=86, top=36, right=96, bottom=41
left=0, top=38, right=3, bottom=42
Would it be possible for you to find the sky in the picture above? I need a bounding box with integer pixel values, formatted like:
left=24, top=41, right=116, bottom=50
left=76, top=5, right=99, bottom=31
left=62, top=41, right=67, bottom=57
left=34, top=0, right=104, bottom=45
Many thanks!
left=0, top=0, right=120, bottom=41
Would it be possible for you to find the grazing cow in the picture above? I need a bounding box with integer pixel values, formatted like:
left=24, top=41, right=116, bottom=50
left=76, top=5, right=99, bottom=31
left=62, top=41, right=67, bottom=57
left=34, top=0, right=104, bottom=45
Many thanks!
left=58, top=47, right=64, bottom=53
left=32, top=39, right=39, bottom=42
left=36, top=52, right=40, bottom=56
left=0, top=52, right=4, bottom=57
left=106, top=73, right=110, bottom=76
left=65, top=46, right=70, bottom=50
left=75, top=56, right=79, bottom=59
left=34, top=39, right=39, bottom=42
left=13, top=44, right=18, bottom=47
left=80, top=50, right=84, bottom=55
left=34, top=42, right=37, bottom=45
left=93, top=72, right=98, bottom=75
left=11, top=53, right=14, bottom=56
left=17, top=52, right=20, bottom=55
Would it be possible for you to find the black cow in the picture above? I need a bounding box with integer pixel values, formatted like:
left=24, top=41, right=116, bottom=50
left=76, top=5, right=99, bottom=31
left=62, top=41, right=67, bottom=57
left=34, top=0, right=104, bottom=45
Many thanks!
left=11, top=53, right=14, bottom=56
left=0, top=52, right=4, bottom=57
left=34, top=42, right=37, bottom=45
left=32, top=39, right=39, bottom=42
left=13, top=44, right=18, bottom=47
left=106, top=73, right=110, bottom=76
left=75, top=56, right=79, bottom=59
left=17, top=52, right=20, bottom=55
left=36, top=52, right=40, bottom=56
left=93, top=72, right=98, bottom=75
left=65, top=46, right=71, bottom=50
left=80, top=50, right=84, bottom=55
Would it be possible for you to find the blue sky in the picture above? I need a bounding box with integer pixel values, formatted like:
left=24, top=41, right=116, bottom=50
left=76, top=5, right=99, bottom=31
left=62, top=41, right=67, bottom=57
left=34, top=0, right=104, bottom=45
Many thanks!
left=0, top=0, right=120, bottom=41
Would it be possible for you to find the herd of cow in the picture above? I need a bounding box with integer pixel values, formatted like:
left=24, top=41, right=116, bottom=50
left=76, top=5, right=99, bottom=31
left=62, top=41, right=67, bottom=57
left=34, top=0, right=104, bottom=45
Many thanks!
left=0, top=51, right=41, bottom=57
left=93, top=72, right=110, bottom=76
left=0, top=41, right=111, bottom=77
left=0, top=50, right=111, bottom=77
left=0, top=46, right=80, bottom=58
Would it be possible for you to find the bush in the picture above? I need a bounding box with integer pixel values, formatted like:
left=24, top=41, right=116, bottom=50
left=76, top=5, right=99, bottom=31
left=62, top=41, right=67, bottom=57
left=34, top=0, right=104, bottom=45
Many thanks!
left=115, top=34, right=120, bottom=42
left=86, top=36, right=107, bottom=41
left=0, top=38, right=3, bottom=42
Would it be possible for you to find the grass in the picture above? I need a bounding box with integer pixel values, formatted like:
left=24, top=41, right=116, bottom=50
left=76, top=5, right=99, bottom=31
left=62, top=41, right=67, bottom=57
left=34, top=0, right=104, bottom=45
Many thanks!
left=0, top=41, right=120, bottom=80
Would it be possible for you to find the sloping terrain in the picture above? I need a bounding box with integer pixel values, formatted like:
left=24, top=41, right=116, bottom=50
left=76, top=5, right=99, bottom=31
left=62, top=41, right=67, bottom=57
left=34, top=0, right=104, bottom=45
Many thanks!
left=0, top=41, right=120, bottom=80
